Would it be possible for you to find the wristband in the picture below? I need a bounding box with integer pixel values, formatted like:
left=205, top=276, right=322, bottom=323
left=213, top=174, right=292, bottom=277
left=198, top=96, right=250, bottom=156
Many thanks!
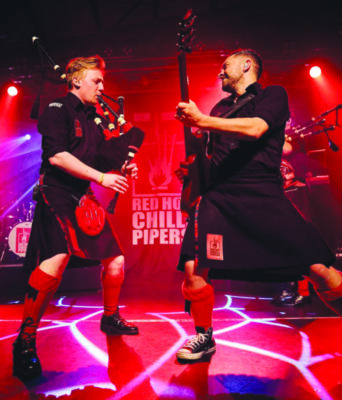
left=98, top=173, right=105, bottom=185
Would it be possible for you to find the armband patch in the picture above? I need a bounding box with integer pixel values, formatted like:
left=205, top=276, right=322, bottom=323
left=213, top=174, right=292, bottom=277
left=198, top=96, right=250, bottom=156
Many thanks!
left=49, top=102, right=63, bottom=108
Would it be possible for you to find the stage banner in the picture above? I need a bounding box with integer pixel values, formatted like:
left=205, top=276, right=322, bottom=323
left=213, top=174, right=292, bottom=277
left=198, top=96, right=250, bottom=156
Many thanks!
left=94, top=111, right=188, bottom=278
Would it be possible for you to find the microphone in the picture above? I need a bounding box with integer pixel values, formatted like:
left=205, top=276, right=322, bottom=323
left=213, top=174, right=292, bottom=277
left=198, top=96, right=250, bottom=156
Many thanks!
left=324, top=128, right=339, bottom=152
left=329, top=140, right=339, bottom=152
left=32, top=36, right=66, bottom=81
left=107, top=127, right=145, bottom=214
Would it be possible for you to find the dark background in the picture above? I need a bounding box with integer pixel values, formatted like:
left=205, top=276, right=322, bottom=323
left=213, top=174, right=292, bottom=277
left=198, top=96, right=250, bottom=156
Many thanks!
left=1, top=0, right=341, bottom=96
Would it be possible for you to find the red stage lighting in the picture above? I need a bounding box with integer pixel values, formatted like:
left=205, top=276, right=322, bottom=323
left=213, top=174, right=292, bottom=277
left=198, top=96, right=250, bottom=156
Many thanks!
left=7, top=85, right=19, bottom=96
left=309, top=66, right=322, bottom=78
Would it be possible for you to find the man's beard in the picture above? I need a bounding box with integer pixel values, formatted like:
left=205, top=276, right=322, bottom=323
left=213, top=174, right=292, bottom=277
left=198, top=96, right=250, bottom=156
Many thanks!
left=221, top=81, right=233, bottom=93
left=221, top=74, right=240, bottom=94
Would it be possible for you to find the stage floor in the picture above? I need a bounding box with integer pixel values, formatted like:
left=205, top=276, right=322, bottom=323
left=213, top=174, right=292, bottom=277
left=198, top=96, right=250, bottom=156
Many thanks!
left=1, top=275, right=342, bottom=400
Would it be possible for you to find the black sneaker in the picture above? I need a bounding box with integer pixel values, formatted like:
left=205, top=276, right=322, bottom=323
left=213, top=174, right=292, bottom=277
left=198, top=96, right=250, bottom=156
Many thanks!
left=176, top=327, right=216, bottom=361
left=12, top=318, right=42, bottom=381
left=100, top=308, right=139, bottom=335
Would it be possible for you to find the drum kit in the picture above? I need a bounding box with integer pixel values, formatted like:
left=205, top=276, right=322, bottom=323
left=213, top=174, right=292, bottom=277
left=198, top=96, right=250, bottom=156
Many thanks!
left=0, top=202, right=35, bottom=264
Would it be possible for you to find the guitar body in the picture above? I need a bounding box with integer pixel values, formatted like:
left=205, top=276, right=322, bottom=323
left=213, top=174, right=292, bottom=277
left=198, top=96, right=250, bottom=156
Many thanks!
left=177, top=10, right=210, bottom=216
left=180, top=127, right=210, bottom=215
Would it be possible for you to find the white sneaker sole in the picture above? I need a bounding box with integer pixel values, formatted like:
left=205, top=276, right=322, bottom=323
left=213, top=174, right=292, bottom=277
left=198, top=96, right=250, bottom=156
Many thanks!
left=176, top=345, right=216, bottom=360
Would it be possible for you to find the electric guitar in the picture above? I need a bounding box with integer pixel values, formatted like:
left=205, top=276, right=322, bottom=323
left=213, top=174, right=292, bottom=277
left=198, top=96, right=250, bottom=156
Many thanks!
left=177, top=9, right=210, bottom=216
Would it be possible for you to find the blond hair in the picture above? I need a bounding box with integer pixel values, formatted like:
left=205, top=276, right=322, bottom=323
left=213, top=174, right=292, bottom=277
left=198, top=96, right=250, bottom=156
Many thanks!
left=65, top=55, right=105, bottom=89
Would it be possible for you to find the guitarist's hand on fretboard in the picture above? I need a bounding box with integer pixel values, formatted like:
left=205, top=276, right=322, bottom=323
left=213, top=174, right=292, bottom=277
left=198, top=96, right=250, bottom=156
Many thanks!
left=176, top=100, right=204, bottom=128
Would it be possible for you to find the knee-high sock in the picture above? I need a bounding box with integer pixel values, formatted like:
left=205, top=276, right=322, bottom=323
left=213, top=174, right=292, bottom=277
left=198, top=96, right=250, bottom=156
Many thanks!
left=101, top=270, right=124, bottom=316
left=297, top=278, right=310, bottom=297
left=20, top=267, right=62, bottom=340
left=182, top=282, right=215, bottom=332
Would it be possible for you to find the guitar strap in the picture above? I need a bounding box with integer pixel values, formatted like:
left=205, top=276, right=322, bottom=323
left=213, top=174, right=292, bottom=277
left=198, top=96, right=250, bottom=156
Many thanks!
left=219, top=92, right=256, bottom=119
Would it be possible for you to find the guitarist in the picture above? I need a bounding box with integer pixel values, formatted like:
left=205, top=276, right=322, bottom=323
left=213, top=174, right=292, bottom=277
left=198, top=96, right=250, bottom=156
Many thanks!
left=175, top=48, right=342, bottom=362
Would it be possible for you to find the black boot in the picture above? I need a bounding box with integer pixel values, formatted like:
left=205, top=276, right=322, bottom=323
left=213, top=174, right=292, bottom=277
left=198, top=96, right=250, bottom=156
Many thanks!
left=100, top=307, right=139, bottom=335
left=271, top=282, right=297, bottom=306
left=277, top=292, right=312, bottom=307
left=12, top=317, right=42, bottom=381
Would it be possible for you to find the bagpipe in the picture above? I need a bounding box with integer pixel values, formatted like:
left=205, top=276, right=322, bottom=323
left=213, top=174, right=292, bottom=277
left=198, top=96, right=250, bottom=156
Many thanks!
left=94, top=93, right=145, bottom=213
left=30, top=37, right=145, bottom=214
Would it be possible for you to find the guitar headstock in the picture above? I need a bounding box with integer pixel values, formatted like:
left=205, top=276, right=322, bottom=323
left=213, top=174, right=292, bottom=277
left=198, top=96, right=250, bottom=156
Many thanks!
left=177, top=9, right=196, bottom=55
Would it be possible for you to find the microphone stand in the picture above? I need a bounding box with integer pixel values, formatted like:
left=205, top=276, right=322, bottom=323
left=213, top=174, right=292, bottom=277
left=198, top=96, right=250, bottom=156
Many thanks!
left=313, top=104, right=342, bottom=122
left=30, top=36, right=66, bottom=119
left=32, top=36, right=66, bottom=82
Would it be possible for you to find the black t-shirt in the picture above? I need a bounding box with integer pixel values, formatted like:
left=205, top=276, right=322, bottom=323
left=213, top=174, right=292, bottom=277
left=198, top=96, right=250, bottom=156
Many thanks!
left=209, top=82, right=290, bottom=184
left=37, top=92, right=105, bottom=192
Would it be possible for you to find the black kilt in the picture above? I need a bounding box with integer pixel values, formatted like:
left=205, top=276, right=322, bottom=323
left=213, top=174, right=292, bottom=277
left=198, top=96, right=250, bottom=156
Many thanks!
left=178, top=176, right=335, bottom=282
left=23, top=183, right=123, bottom=272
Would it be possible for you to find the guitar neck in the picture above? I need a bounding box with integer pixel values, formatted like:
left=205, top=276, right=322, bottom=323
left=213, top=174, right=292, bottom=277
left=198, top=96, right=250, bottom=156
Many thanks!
left=177, top=52, right=189, bottom=102
left=178, top=52, right=196, bottom=157
left=176, top=9, right=210, bottom=215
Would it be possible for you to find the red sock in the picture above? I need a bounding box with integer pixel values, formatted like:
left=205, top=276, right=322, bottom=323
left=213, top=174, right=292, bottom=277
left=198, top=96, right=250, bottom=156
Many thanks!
left=297, top=278, right=310, bottom=297
left=21, top=268, right=61, bottom=339
left=316, top=277, right=342, bottom=316
left=101, top=270, right=124, bottom=316
left=182, top=282, right=215, bottom=331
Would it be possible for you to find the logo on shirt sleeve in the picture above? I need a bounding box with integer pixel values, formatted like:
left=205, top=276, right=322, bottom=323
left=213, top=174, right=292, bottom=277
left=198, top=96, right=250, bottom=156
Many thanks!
left=74, top=119, right=83, bottom=137
left=49, top=102, right=63, bottom=108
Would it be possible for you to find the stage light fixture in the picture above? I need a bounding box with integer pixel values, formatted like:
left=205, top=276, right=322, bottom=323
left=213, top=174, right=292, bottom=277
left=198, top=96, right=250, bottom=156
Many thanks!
left=7, top=85, right=19, bottom=96
left=309, top=66, right=322, bottom=78
left=24, top=134, right=32, bottom=141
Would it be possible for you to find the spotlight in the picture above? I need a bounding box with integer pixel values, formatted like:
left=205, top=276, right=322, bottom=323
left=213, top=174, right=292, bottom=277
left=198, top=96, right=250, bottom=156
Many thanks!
left=7, top=85, right=19, bottom=96
left=24, top=134, right=32, bottom=141
left=309, top=66, right=322, bottom=78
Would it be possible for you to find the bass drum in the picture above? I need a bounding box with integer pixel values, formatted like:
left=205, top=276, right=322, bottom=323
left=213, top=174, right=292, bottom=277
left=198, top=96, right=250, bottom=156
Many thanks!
left=8, top=221, right=32, bottom=258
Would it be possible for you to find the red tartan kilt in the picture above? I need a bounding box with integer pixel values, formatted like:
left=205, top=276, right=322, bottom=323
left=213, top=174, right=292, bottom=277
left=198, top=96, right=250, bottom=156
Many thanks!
left=24, top=184, right=123, bottom=272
